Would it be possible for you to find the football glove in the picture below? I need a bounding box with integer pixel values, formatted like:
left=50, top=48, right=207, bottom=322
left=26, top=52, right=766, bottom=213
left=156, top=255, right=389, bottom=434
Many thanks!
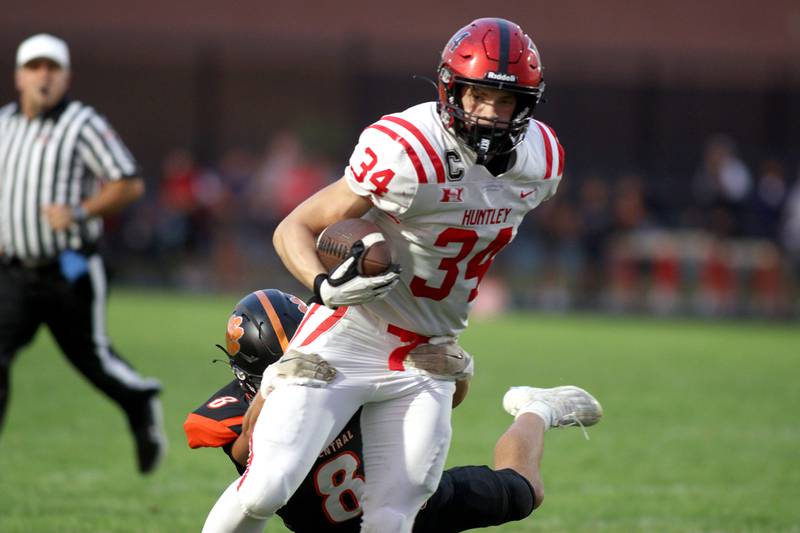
left=260, top=351, right=338, bottom=395
left=313, top=241, right=401, bottom=308
left=404, top=337, right=474, bottom=381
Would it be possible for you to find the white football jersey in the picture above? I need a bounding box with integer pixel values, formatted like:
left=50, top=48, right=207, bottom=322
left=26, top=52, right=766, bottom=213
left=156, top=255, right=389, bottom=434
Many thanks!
left=345, top=102, right=564, bottom=336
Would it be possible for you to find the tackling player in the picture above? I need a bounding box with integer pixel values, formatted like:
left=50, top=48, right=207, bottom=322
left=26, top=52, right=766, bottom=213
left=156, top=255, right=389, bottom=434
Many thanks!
left=204, top=18, right=591, bottom=532
left=188, top=289, right=602, bottom=532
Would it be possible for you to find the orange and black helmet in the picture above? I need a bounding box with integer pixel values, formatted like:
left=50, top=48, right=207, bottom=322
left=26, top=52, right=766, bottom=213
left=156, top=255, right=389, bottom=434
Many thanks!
left=222, top=289, right=307, bottom=399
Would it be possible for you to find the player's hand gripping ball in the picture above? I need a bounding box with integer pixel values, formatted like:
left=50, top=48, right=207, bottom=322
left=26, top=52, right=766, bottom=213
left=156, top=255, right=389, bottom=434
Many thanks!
left=313, top=219, right=399, bottom=308
left=316, top=218, right=392, bottom=276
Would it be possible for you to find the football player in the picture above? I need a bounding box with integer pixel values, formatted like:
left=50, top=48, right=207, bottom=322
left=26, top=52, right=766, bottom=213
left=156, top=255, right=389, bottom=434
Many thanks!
left=188, top=289, right=602, bottom=532
left=204, top=18, right=598, bottom=533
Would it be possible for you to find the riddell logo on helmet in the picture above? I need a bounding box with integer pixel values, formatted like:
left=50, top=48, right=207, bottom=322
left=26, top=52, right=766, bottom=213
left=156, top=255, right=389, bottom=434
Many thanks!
left=486, top=72, right=517, bottom=83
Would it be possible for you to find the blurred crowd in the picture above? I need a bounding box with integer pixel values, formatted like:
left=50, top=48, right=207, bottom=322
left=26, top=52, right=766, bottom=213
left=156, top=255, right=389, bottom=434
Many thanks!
left=111, top=131, right=334, bottom=292
left=108, top=132, right=800, bottom=318
left=490, top=134, right=800, bottom=318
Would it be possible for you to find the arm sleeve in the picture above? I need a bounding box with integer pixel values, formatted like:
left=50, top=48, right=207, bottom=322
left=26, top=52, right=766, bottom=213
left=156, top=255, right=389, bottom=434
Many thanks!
left=344, top=125, right=421, bottom=217
left=412, top=466, right=535, bottom=533
left=77, top=110, right=139, bottom=180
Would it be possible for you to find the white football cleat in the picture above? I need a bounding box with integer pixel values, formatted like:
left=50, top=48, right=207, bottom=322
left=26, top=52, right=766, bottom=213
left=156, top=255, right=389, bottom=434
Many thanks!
left=503, top=385, right=603, bottom=428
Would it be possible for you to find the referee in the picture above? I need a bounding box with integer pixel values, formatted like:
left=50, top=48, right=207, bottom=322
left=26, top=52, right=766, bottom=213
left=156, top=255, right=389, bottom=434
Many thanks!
left=0, top=34, right=166, bottom=474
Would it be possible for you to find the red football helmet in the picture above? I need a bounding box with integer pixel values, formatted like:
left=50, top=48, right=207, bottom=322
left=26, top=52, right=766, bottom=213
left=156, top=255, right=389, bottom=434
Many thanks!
left=437, top=18, right=545, bottom=163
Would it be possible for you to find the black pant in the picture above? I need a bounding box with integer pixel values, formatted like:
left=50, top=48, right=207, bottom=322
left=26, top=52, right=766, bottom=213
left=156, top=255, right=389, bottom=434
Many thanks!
left=0, top=255, right=158, bottom=432
left=413, top=466, right=535, bottom=532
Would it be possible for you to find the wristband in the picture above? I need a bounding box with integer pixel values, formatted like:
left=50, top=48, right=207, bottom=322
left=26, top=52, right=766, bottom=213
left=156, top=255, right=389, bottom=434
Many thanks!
left=309, top=273, right=328, bottom=305
left=72, top=205, right=89, bottom=223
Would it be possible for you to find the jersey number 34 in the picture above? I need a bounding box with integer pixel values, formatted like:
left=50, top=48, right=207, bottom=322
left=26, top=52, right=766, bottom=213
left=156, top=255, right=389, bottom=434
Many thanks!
left=411, top=227, right=513, bottom=301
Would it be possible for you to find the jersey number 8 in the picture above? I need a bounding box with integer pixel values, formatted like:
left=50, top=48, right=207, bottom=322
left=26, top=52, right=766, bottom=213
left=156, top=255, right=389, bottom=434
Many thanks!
left=314, top=451, right=365, bottom=523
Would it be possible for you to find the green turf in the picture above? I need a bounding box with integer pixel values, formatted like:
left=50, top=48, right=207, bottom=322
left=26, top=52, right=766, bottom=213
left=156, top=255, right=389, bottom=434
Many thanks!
left=0, top=290, right=798, bottom=532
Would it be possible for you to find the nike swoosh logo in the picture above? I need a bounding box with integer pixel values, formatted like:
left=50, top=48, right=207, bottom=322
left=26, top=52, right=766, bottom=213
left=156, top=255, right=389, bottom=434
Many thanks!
left=520, top=189, right=537, bottom=198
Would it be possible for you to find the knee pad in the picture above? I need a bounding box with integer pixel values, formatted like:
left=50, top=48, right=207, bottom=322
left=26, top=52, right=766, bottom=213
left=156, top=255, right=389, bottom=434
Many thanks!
left=361, top=506, right=411, bottom=533
left=235, top=473, right=293, bottom=520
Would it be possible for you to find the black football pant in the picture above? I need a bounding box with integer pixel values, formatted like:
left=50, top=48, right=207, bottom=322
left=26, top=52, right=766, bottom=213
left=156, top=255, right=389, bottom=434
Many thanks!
left=413, top=466, right=536, bottom=532
left=0, top=255, right=159, bottom=433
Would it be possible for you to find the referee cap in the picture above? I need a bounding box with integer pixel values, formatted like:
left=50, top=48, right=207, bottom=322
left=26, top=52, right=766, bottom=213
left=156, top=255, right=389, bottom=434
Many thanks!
left=16, top=33, right=70, bottom=69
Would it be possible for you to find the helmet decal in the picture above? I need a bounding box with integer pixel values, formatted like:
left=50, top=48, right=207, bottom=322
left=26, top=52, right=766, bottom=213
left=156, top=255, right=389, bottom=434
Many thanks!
left=449, top=31, right=471, bottom=52
left=496, top=19, right=510, bottom=72
left=221, top=289, right=307, bottom=400
left=226, top=315, right=245, bottom=355
left=288, top=294, right=308, bottom=314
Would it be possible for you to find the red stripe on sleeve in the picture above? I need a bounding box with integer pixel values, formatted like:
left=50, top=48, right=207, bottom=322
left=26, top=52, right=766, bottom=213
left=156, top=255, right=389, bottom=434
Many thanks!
left=542, top=122, right=565, bottom=177
left=299, top=306, right=348, bottom=348
left=382, top=115, right=445, bottom=183
left=535, top=121, right=554, bottom=179
left=367, top=124, right=428, bottom=184
left=557, top=141, right=565, bottom=176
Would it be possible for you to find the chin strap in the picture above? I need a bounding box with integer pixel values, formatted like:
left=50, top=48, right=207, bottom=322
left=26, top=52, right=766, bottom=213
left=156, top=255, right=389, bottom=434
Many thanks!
left=475, top=136, right=492, bottom=164
left=214, top=344, right=232, bottom=357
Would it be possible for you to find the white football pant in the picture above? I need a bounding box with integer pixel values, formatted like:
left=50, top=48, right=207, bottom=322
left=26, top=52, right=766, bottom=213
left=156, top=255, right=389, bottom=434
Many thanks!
left=202, top=304, right=455, bottom=533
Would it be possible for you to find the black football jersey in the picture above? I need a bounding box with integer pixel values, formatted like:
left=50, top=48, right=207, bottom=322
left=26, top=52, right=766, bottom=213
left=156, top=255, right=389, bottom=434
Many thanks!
left=277, top=410, right=364, bottom=532
left=184, top=381, right=365, bottom=532
left=184, top=380, right=248, bottom=461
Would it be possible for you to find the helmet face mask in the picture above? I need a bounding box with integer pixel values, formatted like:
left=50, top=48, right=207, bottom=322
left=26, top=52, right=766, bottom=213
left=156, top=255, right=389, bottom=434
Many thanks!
left=230, top=363, right=261, bottom=400
left=437, top=18, right=545, bottom=164
left=441, top=76, right=541, bottom=162
left=222, top=289, right=307, bottom=401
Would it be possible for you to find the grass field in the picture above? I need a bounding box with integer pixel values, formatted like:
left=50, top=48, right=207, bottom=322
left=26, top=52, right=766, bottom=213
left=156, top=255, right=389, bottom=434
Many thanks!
left=0, top=289, right=798, bottom=533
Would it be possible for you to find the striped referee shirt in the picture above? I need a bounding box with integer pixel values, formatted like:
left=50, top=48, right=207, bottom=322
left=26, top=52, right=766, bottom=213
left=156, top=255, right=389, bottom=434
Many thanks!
left=0, top=99, right=138, bottom=261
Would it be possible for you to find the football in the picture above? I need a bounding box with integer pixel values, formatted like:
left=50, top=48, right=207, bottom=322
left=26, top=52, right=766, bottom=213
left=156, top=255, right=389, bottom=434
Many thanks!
left=316, top=218, right=392, bottom=276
